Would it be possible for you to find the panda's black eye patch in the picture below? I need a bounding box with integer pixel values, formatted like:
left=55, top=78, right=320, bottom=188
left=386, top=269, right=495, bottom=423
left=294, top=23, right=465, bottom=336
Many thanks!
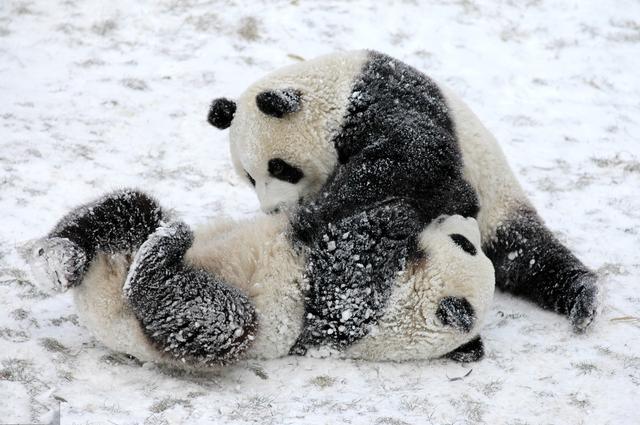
left=268, top=158, right=304, bottom=184
left=449, top=234, right=477, bottom=255
left=245, top=171, right=255, bottom=187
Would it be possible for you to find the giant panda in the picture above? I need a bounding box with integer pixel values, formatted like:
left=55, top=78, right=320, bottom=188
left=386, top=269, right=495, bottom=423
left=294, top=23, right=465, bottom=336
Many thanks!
left=208, top=49, right=599, bottom=334
left=28, top=189, right=494, bottom=366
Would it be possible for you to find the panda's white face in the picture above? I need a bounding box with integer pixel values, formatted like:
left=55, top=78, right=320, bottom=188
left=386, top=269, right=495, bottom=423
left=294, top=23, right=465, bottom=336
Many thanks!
left=211, top=51, right=369, bottom=214
left=228, top=94, right=335, bottom=214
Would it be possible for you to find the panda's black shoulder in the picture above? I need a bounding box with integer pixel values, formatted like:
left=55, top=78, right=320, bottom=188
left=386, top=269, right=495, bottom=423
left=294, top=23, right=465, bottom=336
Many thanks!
left=333, top=50, right=455, bottom=163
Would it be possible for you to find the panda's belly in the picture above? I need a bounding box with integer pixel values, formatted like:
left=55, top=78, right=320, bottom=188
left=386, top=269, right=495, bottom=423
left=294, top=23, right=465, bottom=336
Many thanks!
left=243, top=236, right=306, bottom=360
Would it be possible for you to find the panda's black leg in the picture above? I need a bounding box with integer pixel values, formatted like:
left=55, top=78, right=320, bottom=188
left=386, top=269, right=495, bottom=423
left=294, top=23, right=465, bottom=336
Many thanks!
left=49, top=188, right=164, bottom=259
left=28, top=189, right=164, bottom=291
left=124, top=221, right=258, bottom=366
left=484, top=206, right=599, bottom=333
left=445, top=336, right=485, bottom=363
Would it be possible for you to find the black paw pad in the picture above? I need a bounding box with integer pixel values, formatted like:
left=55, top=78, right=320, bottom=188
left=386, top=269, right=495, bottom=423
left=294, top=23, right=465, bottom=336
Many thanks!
left=256, top=88, right=302, bottom=118
left=445, top=336, right=485, bottom=363
left=449, top=233, right=476, bottom=255
left=436, top=296, right=475, bottom=332
left=208, top=98, right=236, bottom=129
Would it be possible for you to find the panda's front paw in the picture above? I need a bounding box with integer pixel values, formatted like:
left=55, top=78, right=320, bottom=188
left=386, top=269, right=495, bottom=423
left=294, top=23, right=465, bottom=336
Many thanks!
left=569, top=273, right=599, bottom=333
left=25, top=237, right=88, bottom=292
left=436, top=296, right=475, bottom=333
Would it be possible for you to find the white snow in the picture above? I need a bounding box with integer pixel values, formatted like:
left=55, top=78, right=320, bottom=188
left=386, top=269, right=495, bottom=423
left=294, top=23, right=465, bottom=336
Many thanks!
left=1, top=0, right=639, bottom=424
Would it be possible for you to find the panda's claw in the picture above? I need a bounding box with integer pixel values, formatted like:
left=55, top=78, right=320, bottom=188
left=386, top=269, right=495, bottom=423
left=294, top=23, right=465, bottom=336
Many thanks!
left=26, top=237, right=88, bottom=292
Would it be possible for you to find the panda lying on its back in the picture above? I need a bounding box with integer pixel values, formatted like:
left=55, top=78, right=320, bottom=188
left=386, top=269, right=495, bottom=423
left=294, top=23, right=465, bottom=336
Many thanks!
left=29, top=189, right=494, bottom=366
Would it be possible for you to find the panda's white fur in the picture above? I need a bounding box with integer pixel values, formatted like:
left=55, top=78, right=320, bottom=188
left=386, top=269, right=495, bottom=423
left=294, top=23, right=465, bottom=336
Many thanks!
left=184, top=214, right=306, bottom=360
left=229, top=51, right=367, bottom=213
left=73, top=253, right=165, bottom=363
left=70, top=214, right=304, bottom=365
left=59, top=213, right=492, bottom=364
left=438, top=85, right=529, bottom=243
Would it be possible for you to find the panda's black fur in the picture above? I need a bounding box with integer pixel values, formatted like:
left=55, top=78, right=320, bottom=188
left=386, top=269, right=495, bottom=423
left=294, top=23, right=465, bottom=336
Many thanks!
left=445, top=336, right=484, bottom=363
left=436, top=296, right=476, bottom=333
left=485, top=206, right=599, bottom=328
left=40, top=190, right=260, bottom=366
left=450, top=234, right=477, bottom=256
left=45, top=190, right=164, bottom=288
left=255, top=88, right=302, bottom=118
left=124, top=220, right=258, bottom=365
left=292, top=52, right=478, bottom=245
left=207, top=98, right=236, bottom=129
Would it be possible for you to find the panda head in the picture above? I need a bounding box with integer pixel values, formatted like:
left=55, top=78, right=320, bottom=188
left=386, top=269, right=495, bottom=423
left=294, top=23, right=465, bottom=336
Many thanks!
left=207, top=51, right=369, bottom=214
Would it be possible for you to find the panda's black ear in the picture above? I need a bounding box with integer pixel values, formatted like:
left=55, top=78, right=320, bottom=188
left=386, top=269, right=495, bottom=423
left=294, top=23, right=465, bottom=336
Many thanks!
left=256, top=88, right=302, bottom=118
left=207, top=98, right=236, bottom=129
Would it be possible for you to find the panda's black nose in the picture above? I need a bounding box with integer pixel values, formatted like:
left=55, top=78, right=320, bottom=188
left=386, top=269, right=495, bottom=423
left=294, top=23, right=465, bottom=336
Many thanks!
left=268, top=207, right=280, bottom=215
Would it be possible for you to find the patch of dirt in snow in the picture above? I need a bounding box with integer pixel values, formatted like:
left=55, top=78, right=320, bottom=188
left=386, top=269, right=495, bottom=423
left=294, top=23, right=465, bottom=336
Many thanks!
left=1, top=0, right=639, bottom=424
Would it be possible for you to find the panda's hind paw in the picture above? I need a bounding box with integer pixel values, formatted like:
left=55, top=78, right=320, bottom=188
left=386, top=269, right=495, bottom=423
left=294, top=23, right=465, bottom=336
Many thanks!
left=569, top=273, right=599, bottom=333
left=25, top=237, right=88, bottom=293
left=436, top=296, right=475, bottom=333
left=445, top=336, right=485, bottom=363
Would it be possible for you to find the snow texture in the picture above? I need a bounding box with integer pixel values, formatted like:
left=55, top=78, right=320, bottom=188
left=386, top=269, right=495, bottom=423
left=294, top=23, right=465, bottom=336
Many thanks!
left=0, top=0, right=639, bottom=424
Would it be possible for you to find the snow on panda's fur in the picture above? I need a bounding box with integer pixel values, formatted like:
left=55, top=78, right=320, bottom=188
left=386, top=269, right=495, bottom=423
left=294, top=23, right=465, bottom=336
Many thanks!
left=26, top=48, right=598, bottom=368
left=27, top=190, right=493, bottom=367
left=210, top=49, right=599, bottom=334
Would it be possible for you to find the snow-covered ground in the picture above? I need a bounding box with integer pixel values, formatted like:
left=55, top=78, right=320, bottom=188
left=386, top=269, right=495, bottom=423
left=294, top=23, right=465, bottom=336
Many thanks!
left=1, top=0, right=639, bottom=423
